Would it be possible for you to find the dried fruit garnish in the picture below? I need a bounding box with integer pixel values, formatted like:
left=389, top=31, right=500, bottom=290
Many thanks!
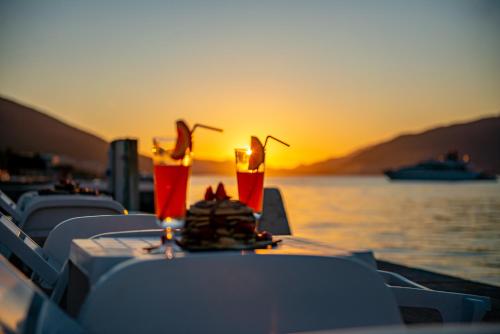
left=170, top=120, right=192, bottom=160
left=248, top=136, right=265, bottom=170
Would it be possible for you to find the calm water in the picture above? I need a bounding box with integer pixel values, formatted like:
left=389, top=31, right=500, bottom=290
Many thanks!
left=190, top=176, right=500, bottom=286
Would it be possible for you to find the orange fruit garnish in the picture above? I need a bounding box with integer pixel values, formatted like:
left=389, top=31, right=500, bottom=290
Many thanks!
left=170, top=120, right=192, bottom=160
left=248, top=136, right=265, bottom=170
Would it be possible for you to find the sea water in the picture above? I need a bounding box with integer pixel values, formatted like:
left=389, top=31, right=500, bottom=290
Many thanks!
left=190, top=175, right=500, bottom=286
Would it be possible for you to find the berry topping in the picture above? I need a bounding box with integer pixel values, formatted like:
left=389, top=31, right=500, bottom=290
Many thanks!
left=204, top=186, right=215, bottom=201
left=215, top=182, right=230, bottom=201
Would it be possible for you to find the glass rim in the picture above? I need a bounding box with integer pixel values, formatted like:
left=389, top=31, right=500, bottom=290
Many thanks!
left=153, top=136, right=176, bottom=143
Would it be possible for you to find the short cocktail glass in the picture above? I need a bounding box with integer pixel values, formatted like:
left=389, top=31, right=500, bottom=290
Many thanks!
left=152, top=137, right=192, bottom=237
left=235, top=148, right=265, bottom=215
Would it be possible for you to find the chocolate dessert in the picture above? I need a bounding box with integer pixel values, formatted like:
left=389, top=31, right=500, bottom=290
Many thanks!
left=181, top=183, right=273, bottom=249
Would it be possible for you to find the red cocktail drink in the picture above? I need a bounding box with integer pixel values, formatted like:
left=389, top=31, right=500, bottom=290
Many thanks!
left=236, top=171, right=264, bottom=213
left=152, top=131, right=192, bottom=223
left=235, top=145, right=266, bottom=215
left=154, top=165, right=191, bottom=220
left=235, top=136, right=289, bottom=216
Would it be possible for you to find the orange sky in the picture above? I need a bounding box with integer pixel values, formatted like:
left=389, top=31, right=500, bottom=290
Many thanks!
left=1, top=1, right=499, bottom=168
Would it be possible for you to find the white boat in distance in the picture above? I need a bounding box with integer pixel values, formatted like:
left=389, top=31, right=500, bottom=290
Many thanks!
left=384, top=151, right=497, bottom=181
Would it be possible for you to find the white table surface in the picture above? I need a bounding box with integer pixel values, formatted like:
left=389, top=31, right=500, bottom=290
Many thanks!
left=69, top=236, right=374, bottom=285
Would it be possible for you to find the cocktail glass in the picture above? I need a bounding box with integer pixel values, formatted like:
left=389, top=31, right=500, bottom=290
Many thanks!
left=151, top=121, right=223, bottom=250
left=235, top=148, right=265, bottom=215
left=152, top=137, right=192, bottom=242
left=235, top=135, right=289, bottom=218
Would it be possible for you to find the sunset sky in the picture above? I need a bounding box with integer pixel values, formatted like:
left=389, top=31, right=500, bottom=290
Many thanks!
left=1, top=0, right=499, bottom=168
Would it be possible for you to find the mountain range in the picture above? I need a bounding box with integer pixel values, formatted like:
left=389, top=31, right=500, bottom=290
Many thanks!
left=275, top=115, right=500, bottom=175
left=1, top=96, right=498, bottom=176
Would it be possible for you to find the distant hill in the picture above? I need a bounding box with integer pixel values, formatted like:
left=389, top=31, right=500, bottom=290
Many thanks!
left=276, top=116, right=500, bottom=175
left=1, top=96, right=498, bottom=176
left=0, top=97, right=154, bottom=175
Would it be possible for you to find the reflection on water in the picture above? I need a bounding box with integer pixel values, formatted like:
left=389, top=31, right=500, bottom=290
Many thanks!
left=190, top=176, right=500, bottom=286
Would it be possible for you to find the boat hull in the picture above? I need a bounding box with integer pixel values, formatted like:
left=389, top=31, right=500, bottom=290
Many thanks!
left=384, top=170, right=497, bottom=181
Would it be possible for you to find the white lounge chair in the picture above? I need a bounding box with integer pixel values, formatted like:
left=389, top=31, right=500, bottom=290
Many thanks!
left=0, top=214, right=59, bottom=288
left=18, top=194, right=126, bottom=244
left=78, top=254, right=403, bottom=334
left=0, top=213, right=156, bottom=301
left=0, top=256, right=84, bottom=334
left=381, top=270, right=490, bottom=322
left=43, top=214, right=157, bottom=270
left=1, top=189, right=126, bottom=242
left=0, top=189, right=22, bottom=221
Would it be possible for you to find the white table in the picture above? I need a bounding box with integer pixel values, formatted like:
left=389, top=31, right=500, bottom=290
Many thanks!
left=66, top=236, right=375, bottom=315
left=70, top=236, right=376, bottom=284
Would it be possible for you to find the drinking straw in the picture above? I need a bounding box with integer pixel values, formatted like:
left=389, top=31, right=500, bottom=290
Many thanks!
left=191, top=124, right=223, bottom=134
left=264, top=136, right=290, bottom=148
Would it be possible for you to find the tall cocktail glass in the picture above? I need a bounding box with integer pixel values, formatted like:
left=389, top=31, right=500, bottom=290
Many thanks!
left=235, top=135, right=289, bottom=218
left=235, top=148, right=265, bottom=214
left=152, top=137, right=192, bottom=240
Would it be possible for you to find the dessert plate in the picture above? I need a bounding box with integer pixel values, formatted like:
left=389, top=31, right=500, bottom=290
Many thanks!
left=175, top=238, right=282, bottom=251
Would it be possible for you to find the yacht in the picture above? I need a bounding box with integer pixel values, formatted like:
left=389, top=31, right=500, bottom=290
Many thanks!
left=384, top=151, right=497, bottom=181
